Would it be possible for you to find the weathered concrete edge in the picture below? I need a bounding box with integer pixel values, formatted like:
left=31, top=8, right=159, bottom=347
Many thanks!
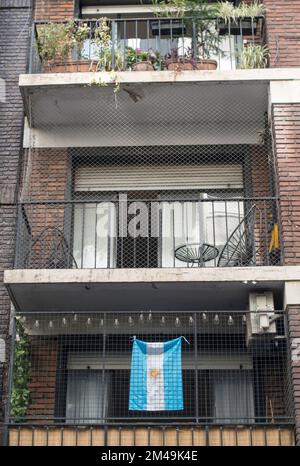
left=4, top=266, right=300, bottom=285
left=19, top=67, right=300, bottom=89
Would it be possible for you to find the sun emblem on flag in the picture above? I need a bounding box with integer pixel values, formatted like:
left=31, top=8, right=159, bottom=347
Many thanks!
left=149, top=368, right=160, bottom=379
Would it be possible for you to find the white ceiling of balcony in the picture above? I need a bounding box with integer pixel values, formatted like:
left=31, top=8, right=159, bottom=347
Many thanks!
left=6, top=279, right=283, bottom=313
left=23, top=80, right=268, bottom=148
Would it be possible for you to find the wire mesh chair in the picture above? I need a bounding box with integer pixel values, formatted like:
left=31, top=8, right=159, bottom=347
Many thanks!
left=25, top=226, right=78, bottom=269
left=217, top=205, right=256, bottom=267
left=175, top=242, right=219, bottom=267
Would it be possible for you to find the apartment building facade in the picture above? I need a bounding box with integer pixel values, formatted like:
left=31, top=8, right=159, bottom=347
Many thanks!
left=1, top=0, right=300, bottom=446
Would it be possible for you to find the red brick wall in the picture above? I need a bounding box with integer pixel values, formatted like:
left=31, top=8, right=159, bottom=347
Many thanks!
left=27, top=338, right=58, bottom=421
left=264, top=0, right=300, bottom=67
left=250, top=143, right=276, bottom=264
left=286, top=305, right=300, bottom=445
left=22, top=149, right=69, bottom=203
left=272, top=104, right=300, bottom=265
left=34, top=0, right=74, bottom=21
left=22, top=149, right=69, bottom=229
left=19, top=149, right=70, bottom=268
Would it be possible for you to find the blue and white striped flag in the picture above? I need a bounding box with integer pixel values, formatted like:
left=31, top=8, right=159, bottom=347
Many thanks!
left=129, top=337, right=183, bottom=411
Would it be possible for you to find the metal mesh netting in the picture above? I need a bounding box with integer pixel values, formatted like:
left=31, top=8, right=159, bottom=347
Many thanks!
left=17, top=80, right=279, bottom=269
left=10, top=311, right=293, bottom=425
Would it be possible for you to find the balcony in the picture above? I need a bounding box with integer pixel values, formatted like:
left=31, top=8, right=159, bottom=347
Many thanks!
left=7, top=310, right=294, bottom=446
left=29, top=17, right=266, bottom=75
left=15, top=198, right=279, bottom=270
left=21, top=17, right=271, bottom=143
left=10, top=13, right=295, bottom=315
left=4, top=138, right=288, bottom=313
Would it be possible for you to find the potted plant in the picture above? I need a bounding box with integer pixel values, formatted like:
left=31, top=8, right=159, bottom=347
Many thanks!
left=37, top=21, right=91, bottom=72
left=125, top=47, right=160, bottom=71
left=164, top=47, right=217, bottom=70
left=64, top=20, right=93, bottom=71
left=155, top=0, right=220, bottom=71
left=217, top=1, right=265, bottom=36
left=164, top=48, right=193, bottom=70
left=238, top=43, right=269, bottom=69
left=93, top=18, right=124, bottom=71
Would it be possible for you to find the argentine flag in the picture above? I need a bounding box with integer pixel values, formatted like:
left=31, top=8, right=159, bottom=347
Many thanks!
left=129, top=337, right=183, bottom=411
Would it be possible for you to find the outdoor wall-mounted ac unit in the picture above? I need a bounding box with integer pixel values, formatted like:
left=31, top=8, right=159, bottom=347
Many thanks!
left=246, top=292, right=277, bottom=345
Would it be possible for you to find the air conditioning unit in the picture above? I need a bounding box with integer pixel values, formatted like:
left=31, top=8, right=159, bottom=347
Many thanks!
left=246, top=292, right=277, bottom=345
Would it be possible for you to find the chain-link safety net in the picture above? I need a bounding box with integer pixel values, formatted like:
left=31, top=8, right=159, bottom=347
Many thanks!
left=9, top=311, right=293, bottom=429
left=17, top=77, right=279, bottom=270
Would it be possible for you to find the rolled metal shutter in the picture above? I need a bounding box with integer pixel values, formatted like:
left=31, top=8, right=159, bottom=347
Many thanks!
left=74, top=164, right=243, bottom=192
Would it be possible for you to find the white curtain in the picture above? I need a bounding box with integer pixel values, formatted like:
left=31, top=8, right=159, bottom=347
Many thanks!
left=203, top=198, right=244, bottom=266
left=66, top=370, right=110, bottom=424
left=213, top=370, right=255, bottom=424
left=160, top=196, right=243, bottom=267
left=73, top=202, right=116, bottom=268
left=160, top=201, right=203, bottom=267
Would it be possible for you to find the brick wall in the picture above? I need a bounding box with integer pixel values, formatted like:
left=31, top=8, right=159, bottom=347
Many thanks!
left=272, top=104, right=300, bottom=265
left=0, top=0, right=31, bottom=443
left=251, top=143, right=272, bottom=255
left=26, top=337, right=58, bottom=420
left=18, top=149, right=70, bottom=269
left=34, top=0, right=74, bottom=20
left=21, top=149, right=69, bottom=203
left=286, top=305, right=300, bottom=445
left=264, top=0, right=300, bottom=67
left=272, top=104, right=300, bottom=443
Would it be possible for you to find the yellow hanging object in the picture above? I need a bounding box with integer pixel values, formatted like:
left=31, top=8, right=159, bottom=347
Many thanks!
left=269, top=223, right=280, bottom=253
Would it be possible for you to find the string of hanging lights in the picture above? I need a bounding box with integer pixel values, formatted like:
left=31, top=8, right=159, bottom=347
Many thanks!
left=25, top=312, right=244, bottom=331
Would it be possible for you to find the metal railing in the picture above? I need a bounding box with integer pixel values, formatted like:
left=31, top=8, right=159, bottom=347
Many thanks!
left=14, top=197, right=281, bottom=269
left=29, top=16, right=266, bottom=74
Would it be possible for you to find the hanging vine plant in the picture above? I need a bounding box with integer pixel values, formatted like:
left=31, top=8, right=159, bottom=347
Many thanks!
left=10, top=319, right=31, bottom=421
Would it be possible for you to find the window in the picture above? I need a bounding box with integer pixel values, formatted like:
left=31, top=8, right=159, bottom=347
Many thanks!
left=64, top=350, right=255, bottom=423
left=72, top=162, right=245, bottom=268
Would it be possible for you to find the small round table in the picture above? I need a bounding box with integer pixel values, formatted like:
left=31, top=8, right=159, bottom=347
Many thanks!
left=174, top=243, right=219, bottom=267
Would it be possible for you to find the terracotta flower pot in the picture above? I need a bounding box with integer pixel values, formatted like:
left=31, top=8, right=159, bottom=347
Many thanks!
left=132, top=61, right=154, bottom=71
left=196, top=59, right=218, bottom=71
left=166, top=59, right=218, bottom=71
left=44, top=60, right=97, bottom=73
left=167, top=61, right=194, bottom=71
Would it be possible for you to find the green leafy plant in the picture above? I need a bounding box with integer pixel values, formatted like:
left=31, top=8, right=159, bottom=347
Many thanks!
left=125, top=47, right=161, bottom=69
left=216, top=1, right=238, bottom=23
left=37, top=21, right=90, bottom=64
left=216, top=1, right=265, bottom=20
left=10, top=319, right=31, bottom=421
left=94, top=18, right=124, bottom=71
left=239, top=43, right=269, bottom=69
left=154, top=1, right=221, bottom=61
left=65, top=20, right=90, bottom=59
left=188, top=1, right=221, bottom=60
left=154, top=0, right=221, bottom=61
left=238, top=1, right=265, bottom=19
left=152, top=0, right=187, bottom=17
left=37, top=22, right=74, bottom=63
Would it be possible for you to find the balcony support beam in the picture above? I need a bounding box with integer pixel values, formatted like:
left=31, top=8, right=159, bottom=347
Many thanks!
left=5, top=266, right=300, bottom=286
left=1, top=266, right=298, bottom=313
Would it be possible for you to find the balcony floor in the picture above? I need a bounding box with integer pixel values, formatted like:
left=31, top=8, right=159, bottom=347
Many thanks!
left=5, top=266, right=297, bottom=312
